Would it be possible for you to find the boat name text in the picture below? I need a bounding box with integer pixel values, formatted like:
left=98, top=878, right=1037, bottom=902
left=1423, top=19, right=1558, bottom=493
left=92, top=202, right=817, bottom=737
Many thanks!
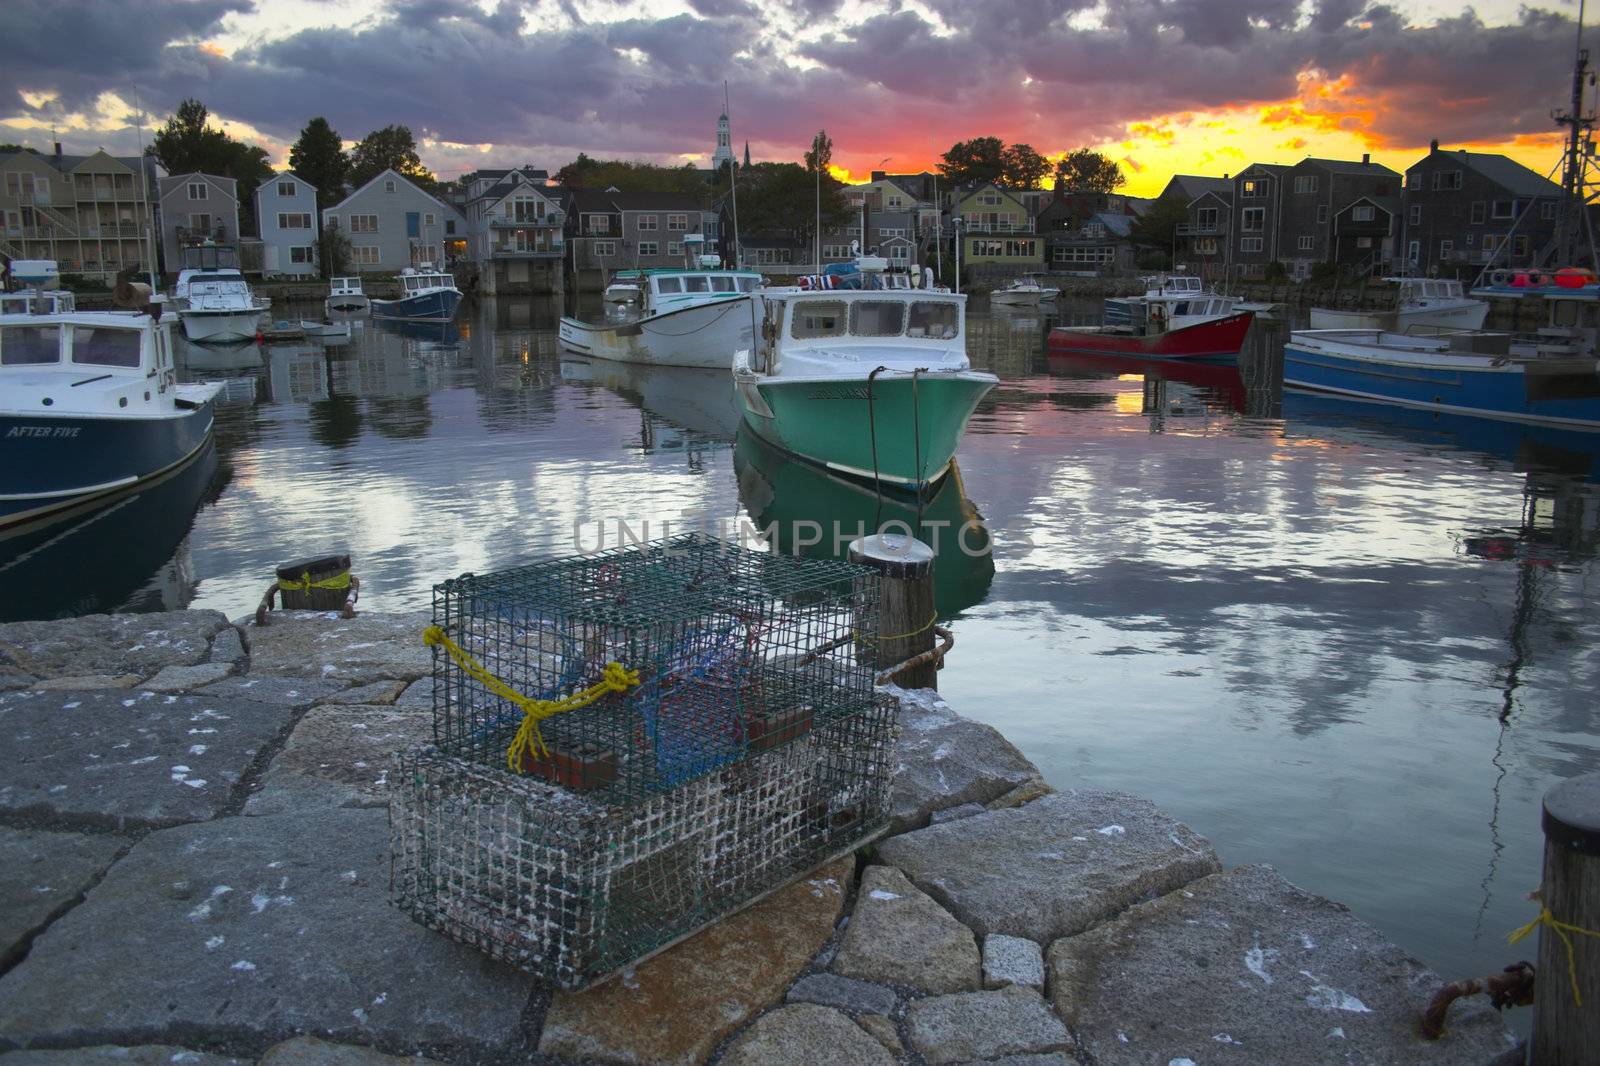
left=5, top=426, right=81, bottom=439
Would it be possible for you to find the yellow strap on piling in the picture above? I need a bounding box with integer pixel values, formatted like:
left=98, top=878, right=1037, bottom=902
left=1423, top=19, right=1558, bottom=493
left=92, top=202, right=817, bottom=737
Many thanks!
left=1509, top=905, right=1600, bottom=1006
left=862, top=613, right=939, bottom=643
left=420, top=625, right=639, bottom=772
left=279, top=570, right=352, bottom=592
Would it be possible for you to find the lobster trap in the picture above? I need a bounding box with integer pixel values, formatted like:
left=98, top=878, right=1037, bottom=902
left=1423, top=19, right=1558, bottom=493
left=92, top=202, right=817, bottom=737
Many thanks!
left=390, top=534, right=895, bottom=989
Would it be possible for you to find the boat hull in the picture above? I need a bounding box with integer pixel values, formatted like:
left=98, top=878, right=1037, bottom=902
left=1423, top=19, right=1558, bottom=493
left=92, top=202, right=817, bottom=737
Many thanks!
left=1047, top=311, right=1255, bottom=360
left=990, top=291, right=1042, bottom=306
left=0, top=404, right=216, bottom=531
left=371, top=288, right=461, bottom=322
left=1307, top=301, right=1489, bottom=331
left=179, top=309, right=262, bottom=343
left=326, top=296, right=370, bottom=314
left=559, top=298, right=754, bottom=369
left=1283, top=337, right=1600, bottom=430
left=734, top=370, right=997, bottom=489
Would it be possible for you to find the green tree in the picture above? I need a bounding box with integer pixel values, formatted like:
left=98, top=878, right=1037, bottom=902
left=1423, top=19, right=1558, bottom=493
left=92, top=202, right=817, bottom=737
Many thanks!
left=148, top=99, right=273, bottom=236
left=554, top=155, right=709, bottom=197
left=804, top=129, right=833, bottom=174
left=288, top=117, right=349, bottom=210
left=1054, top=148, right=1125, bottom=193
left=348, top=125, right=436, bottom=192
left=319, top=218, right=352, bottom=276
left=937, top=137, right=1006, bottom=186
left=738, top=162, right=851, bottom=243
left=0, top=144, right=39, bottom=154
left=1001, top=143, right=1050, bottom=188
left=1130, top=195, right=1189, bottom=250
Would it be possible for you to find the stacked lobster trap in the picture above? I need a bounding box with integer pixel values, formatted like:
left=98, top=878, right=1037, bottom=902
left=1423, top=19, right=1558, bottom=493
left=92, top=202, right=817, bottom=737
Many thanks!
left=390, top=534, right=896, bottom=990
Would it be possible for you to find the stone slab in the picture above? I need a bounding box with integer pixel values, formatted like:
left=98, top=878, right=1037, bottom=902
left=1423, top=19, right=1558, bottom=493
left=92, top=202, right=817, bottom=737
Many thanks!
left=983, top=933, right=1045, bottom=991
left=876, top=789, right=1221, bottom=943
left=244, top=613, right=433, bottom=687
left=885, top=687, right=1042, bottom=834
left=786, top=973, right=899, bottom=1016
left=0, top=611, right=229, bottom=680
left=28, top=675, right=142, bottom=691
left=930, top=802, right=986, bottom=825
left=257, top=1036, right=446, bottom=1064
left=856, top=1014, right=902, bottom=1057
left=0, top=1047, right=246, bottom=1065
left=208, top=628, right=246, bottom=665
left=1048, top=864, right=1524, bottom=1066
left=0, top=808, right=534, bottom=1056
left=0, top=827, right=125, bottom=968
left=243, top=704, right=433, bottom=816
left=538, top=857, right=853, bottom=1066
left=317, top=680, right=407, bottom=707
left=194, top=676, right=350, bottom=708
left=718, top=1004, right=896, bottom=1066
left=0, top=690, right=299, bottom=829
left=904, top=986, right=1072, bottom=1065
left=140, top=663, right=236, bottom=693
left=831, top=866, right=979, bottom=994
left=393, top=679, right=431, bottom=713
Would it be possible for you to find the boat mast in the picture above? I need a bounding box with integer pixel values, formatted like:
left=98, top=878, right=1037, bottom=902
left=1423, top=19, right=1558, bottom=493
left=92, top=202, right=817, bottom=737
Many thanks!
left=133, top=91, right=157, bottom=292
left=1555, top=0, right=1596, bottom=265
left=725, top=82, right=741, bottom=270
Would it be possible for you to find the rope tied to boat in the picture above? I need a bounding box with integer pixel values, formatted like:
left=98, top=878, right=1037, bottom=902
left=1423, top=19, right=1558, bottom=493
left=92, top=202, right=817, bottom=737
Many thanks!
left=278, top=570, right=352, bottom=592
left=1509, top=906, right=1600, bottom=1006
left=420, top=625, right=640, bottom=771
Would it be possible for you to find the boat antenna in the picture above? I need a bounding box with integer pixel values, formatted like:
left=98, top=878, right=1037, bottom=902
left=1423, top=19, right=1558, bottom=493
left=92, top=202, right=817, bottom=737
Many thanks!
left=930, top=140, right=943, bottom=285
left=813, top=130, right=821, bottom=277
left=725, top=81, right=741, bottom=270
left=133, top=89, right=157, bottom=292
left=1555, top=0, right=1595, bottom=265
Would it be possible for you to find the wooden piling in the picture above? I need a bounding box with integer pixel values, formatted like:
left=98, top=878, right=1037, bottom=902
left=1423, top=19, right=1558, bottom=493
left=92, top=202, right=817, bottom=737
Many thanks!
left=849, top=534, right=937, bottom=690
left=1530, top=772, right=1600, bottom=1064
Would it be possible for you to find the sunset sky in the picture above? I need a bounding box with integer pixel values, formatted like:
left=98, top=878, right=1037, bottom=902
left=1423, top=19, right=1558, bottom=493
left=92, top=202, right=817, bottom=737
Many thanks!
left=0, top=0, right=1577, bottom=196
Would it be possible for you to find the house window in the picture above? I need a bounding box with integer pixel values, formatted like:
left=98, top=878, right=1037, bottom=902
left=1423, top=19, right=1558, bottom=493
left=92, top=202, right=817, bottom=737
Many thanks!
left=886, top=196, right=903, bottom=209
left=445, top=220, right=456, bottom=235
left=1406, top=171, right=1421, bottom=190
left=1514, top=235, right=1530, bottom=257
left=1241, top=208, right=1265, bottom=232
left=1471, top=201, right=1486, bottom=224
left=1356, top=236, right=1373, bottom=248
left=189, top=213, right=212, bottom=233
left=1440, top=240, right=1454, bottom=258
left=1408, top=205, right=1421, bottom=225
left=349, top=214, right=378, bottom=233
left=1316, top=205, right=1329, bottom=224
left=1193, top=238, right=1217, bottom=255
left=1241, top=179, right=1266, bottom=198
left=1294, top=175, right=1317, bottom=194
left=823, top=245, right=852, bottom=258
left=1432, top=171, right=1462, bottom=191
left=879, top=228, right=906, bottom=239
left=353, top=244, right=381, bottom=266
left=586, top=215, right=610, bottom=234
left=592, top=240, right=616, bottom=257
left=667, top=242, right=682, bottom=257
left=1003, top=239, right=1037, bottom=257
left=1196, top=207, right=1218, bottom=229
left=754, top=247, right=791, bottom=264
left=705, top=218, right=719, bottom=238
left=276, top=212, right=312, bottom=229
left=637, top=214, right=658, bottom=230
left=1542, top=200, right=1558, bottom=220
left=638, top=241, right=659, bottom=256
left=289, top=246, right=314, bottom=264
left=1298, top=235, right=1315, bottom=250
left=1241, top=236, right=1263, bottom=252
left=277, top=181, right=295, bottom=198
left=188, top=182, right=207, bottom=200
left=384, top=180, right=396, bottom=193
left=1491, top=200, right=1514, bottom=220
left=1466, top=233, right=1475, bottom=247
left=424, top=213, right=435, bottom=226
left=1407, top=239, right=1420, bottom=263
left=666, top=213, right=687, bottom=230
left=980, top=192, right=1000, bottom=205
left=888, top=245, right=910, bottom=260
left=1351, top=205, right=1375, bottom=222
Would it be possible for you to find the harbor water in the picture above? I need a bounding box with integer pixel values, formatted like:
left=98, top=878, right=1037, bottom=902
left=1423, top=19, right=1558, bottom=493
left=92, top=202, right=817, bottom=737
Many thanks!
left=3, top=294, right=1597, bottom=1017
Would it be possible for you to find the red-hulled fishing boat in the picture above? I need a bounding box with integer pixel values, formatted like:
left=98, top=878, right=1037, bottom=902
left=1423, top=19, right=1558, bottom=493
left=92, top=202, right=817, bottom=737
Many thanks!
left=1047, top=274, right=1255, bottom=361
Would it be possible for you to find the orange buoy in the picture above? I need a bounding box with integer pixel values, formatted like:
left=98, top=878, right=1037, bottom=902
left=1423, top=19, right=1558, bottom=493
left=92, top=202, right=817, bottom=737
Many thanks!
left=1556, top=267, right=1595, bottom=289
left=1512, top=273, right=1532, bottom=287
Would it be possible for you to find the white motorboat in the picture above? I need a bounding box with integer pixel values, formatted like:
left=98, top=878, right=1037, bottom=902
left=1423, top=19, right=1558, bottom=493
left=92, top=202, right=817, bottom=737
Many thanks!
left=174, top=268, right=269, bottom=343
left=559, top=268, right=763, bottom=369
left=989, top=278, right=1051, bottom=306
left=300, top=320, right=353, bottom=342
left=1308, top=277, right=1489, bottom=331
left=326, top=277, right=371, bottom=314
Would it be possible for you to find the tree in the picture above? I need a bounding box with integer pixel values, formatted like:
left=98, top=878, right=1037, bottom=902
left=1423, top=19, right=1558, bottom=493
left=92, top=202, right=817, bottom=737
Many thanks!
left=737, top=162, right=851, bottom=244
left=1054, top=148, right=1125, bottom=193
left=937, top=137, right=1006, bottom=186
left=804, top=129, right=833, bottom=174
left=147, top=99, right=273, bottom=236
left=1001, top=143, right=1050, bottom=189
left=319, top=218, right=352, bottom=276
left=1129, top=195, right=1188, bottom=263
left=348, top=125, right=436, bottom=192
left=288, top=117, right=349, bottom=210
left=0, top=144, right=39, bottom=155
left=553, top=155, right=709, bottom=197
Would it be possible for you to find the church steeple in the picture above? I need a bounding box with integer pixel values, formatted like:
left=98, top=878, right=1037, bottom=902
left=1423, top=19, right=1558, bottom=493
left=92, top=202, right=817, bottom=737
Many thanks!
left=712, top=112, right=733, bottom=170
left=743, top=141, right=751, bottom=168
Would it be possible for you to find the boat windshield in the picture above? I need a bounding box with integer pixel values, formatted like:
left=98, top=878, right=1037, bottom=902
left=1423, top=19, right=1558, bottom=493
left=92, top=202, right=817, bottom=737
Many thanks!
left=850, top=300, right=906, bottom=337
left=711, top=277, right=736, bottom=292
left=0, top=324, right=62, bottom=365
left=908, top=301, right=959, bottom=339
left=685, top=276, right=711, bottom=293
left=737, top=276, right=759, bottom=292
left=656, top=277, right=683, bottom=294
left=791, top=300, right=847, bottom=338
left=70, top=326, right=142, bottom=368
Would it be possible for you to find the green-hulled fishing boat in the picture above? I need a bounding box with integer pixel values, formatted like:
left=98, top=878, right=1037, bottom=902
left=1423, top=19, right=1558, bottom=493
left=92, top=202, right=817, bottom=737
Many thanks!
left=732, top=281, right=996, bottom=491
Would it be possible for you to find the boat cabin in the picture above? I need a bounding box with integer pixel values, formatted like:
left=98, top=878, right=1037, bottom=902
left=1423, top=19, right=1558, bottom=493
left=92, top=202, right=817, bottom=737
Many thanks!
left=750, top=290, right=966, bottom=371
left=1106, top=289, right=1239, bottom=335
left=397, top=267, right=457, bottom=295
left=183, top=273, right=256, bottom=309
left=0, top=313, right=178, bottom=414
left=0, top=290, right=77, bottom=316
left=1391, top=278, right=1467, bottom=304
left=621, top=270, right=762, bottom=314
left=329, top=277, right=365, bottom=297
left=180, top=243, right=239, bottom=272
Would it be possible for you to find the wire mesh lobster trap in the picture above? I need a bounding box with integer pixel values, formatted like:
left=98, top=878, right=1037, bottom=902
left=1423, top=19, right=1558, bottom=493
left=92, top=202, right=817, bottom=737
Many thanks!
left=390, top=534, right=895, bottom=989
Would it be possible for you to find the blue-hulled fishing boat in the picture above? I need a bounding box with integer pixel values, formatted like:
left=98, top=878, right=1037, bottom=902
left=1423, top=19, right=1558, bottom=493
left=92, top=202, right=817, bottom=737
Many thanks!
left=1283, top=328, right=1600, bottom=431
left=371, top=265, right=462, bottom=322
left=0, top=309, right=222, bottom=532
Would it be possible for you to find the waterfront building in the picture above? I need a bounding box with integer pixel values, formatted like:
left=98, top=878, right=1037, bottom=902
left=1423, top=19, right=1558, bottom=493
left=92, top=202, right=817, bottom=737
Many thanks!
left=158, top=172, right=241, bottom=272
left=458, top=166, right=565, bottom=293
left=254, top=171, right=320, bottom=278
left=321, top=169, right=467, bottom=273
left=950, top=183, right=1042, bottom=281
left=0, top=144, right=160, bottom=282
left=1399, top=142, right=1562, bottom=274
left=566, top=190, right=710, bottom=279
left=1043, top=212, right=1136, bottom=274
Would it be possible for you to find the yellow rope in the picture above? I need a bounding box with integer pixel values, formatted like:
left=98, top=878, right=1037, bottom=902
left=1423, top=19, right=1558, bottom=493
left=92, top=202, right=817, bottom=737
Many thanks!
left=421, top=625, right=639, bottom=772
left=1509, top=906, right=1600, bottom=1006
left=279, top=570, right=351, bottom=592
left=866, top=613, right=939, bottom=642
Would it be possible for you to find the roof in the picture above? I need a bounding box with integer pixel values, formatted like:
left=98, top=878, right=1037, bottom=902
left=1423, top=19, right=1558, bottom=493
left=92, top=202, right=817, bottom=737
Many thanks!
left=252, top=171, right=317, bottom=204
left=1302, top=156, right=1401, bottom=177
left=322, top=167, right=458, bottom=217
left=159, top=172, right=238, bottom=197
left=1163, top=175, right=1231, bottom=200
left=1089, top=212, right=1134, bottom=238
left=1435, top=150, right=1562, bottom=197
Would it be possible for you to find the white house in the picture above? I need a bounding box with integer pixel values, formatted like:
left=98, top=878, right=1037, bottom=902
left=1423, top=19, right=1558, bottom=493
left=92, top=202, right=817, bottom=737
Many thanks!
left=255, top=171, right=320, bottom=278
left=320, top=168, right=466, bottom=273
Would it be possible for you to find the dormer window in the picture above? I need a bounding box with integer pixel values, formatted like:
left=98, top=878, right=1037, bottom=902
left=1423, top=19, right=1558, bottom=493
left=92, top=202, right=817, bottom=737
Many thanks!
left=188, top=182, right=207, bottom=200
left=385, top=179, right=396, bottom=193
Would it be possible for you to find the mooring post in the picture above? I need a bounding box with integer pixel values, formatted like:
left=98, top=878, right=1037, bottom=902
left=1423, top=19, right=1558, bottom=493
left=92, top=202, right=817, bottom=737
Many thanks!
left=1530, top=772, right=1600, bottom=1064
left=849, top=533, right=937, bottom=690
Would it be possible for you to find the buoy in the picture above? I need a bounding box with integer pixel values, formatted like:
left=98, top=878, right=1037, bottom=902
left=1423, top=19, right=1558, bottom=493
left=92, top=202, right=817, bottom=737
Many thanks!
left=1527, top=270, right=1547, bottom=287
left=1490, top=270, right=1511, bottom=286
left=254, top=331, right=265, bottom=344
left=1512, top=273, right=1531, bottom=288
left=1555, top=267, right=1593, bottom=289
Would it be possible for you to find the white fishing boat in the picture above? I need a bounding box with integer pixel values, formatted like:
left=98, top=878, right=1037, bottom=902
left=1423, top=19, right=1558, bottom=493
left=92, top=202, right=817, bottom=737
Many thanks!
left=174, top=267, right=269, bottom=343
left=0, top=307, right=222, bottom=531
left=559, top=268, right=763, bottom=369
left=990, top=278, right=1051, bottom=306
left=1308, top=277, right=1489, bottom=331
left=733, top=261, right=996, bottom=490
left=326, top=276, right=370, bottom=314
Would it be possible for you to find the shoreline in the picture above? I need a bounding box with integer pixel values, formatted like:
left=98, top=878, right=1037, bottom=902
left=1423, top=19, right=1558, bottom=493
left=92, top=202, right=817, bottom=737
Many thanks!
left=0, top=608, right=1523, bottom=1065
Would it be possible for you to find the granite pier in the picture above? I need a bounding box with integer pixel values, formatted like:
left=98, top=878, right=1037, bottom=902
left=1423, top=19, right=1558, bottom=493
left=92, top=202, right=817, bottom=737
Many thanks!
left=0, top=610, right=1525, bottom=1065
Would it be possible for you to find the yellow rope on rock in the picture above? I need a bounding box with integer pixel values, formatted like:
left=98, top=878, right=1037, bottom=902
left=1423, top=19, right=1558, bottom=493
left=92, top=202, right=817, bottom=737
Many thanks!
left=1509, top=905, right=1600, bottom=1006
left=420, top=625, right=639, bottom=772
left=279, top=570, right=352, bottom=592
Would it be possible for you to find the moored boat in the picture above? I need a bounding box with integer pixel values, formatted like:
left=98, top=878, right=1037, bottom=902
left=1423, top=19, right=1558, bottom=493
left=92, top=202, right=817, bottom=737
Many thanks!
left=1048, top=274, right=1253, bottom=360
left=1283, top=327, right=1600, bottom=430
left=0, top=308, right=223, bottom=532
left=1309, top=277, right=1489, bottom=331
left=371, top=265, right=462, bottom=322
left=300, top=320, right=353, bottom=342
left=326, top=276, right=371, bottom=314
left=990, top=278, right=1051, bottom=306
left=0, top=289, right=76, bottom=315
left=732, top=285, right=996, bottom=490
left=559, top=268, right=762, bottom=369
left=174, top=268, right=269, bottom=343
